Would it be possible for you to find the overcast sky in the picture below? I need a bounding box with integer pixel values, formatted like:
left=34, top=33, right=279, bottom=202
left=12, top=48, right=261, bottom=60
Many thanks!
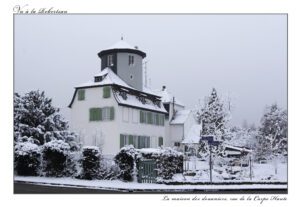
left=14, top=14, right=287, bottom=126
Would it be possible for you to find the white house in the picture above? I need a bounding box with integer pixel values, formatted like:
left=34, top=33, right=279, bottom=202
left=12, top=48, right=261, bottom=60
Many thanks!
left=69, top=39, right=198, bottom=156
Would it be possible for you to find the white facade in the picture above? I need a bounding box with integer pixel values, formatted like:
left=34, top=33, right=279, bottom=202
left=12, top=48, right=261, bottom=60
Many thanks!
left=69, top=39, right=199, bottom=156
left=70, top=84, right=166, bottom=156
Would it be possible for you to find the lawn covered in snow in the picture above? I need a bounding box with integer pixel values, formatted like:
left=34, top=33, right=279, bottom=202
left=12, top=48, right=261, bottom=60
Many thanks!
left=182, top=159, right=287, bottom=183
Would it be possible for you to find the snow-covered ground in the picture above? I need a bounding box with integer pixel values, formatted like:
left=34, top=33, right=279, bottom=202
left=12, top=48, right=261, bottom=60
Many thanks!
left=14, top=176, right=286, bottom=190
left=183, top=159, right=287, bottom=182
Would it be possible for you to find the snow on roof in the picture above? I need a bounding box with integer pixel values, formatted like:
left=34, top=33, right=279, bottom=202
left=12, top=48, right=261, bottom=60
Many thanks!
left=182, top=124, right=202, bottom=144
left=105, top=39, right=136, bottom=50
left=138, top=148, right=162, bottom=154
left=170, top=110, right=191, bottom=124
left=76, top=68, right=134, bottom=89
left=142, top=86, right=162, bottom=96
left=70, top=68, right=165, bottom=109
left=152, top=88, right=185, bottom=106
left=223, top=144, right=253, bottom=153
left=113, top=90, right=167, bottom=114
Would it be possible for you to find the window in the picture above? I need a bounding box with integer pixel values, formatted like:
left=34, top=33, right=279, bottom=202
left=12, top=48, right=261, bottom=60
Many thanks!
left=103, top=86, right=111, bottom=98
left=174, top=142, right=180, bottom=147
left=159, top=137, right=163, bottom=147
left=120, top=134, right=150, bottom=149
left=128, top=55, right=134, bottom=65
left=140, top=110, right=146, bottom=123
left=132, top=109, right=138, bottom=123
left=102, top=107, right=110, bottom=120
left=78, top=89, right=85, bottom=101
left=94, top=76, right=101, bottom=82
left=89, top=108, right=102, bottom=121
left=122, top=107, right=129, bottom=122
left=139, top=110, right=164, bottom=126
left=159, top=114, right=165, bottom=126
left=138, top=136, right=150, bottom=149
left=89, top=107, right=114, bottom=121
left=107, top=55, right=113, bottom=66
left=147, top=112, right=153, bottom=124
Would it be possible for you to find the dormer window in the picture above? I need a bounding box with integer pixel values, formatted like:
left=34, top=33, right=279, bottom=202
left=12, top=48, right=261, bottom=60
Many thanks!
left=95, top=76, right=102, bottom=82
left=128, top=55, right=134, bottom=65
left=107, top=55, right=113, bottom=66
left=119, top=91, right=127, bottom=100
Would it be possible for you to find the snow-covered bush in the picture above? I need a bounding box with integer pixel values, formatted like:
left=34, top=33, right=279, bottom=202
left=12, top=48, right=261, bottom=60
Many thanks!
left=98, top=157, right=120, bottom=180
left=114, top=145, right=137, bottom=181
left=14, top=141, right=41, bottom=176
left=138, top=147, right=183, bottom=180
left=80, top=146, right=101, bottom=180
left=42, top=139, right=71, bottom=177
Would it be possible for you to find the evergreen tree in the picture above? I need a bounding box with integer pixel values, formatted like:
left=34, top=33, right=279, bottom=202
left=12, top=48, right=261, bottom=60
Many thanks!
left=195, top=88, right=231, bottom=161
left=198, top=88, right=230, bottom=141
left=256, top=104, right=287, bottom=160
left=14, top=90, right=79, bottom=148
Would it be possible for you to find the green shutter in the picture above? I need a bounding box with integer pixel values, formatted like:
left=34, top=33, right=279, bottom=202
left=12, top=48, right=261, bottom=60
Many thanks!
left=146, top=137, right=150, bottom=148
left=99, top=108, right=102, bottom=120
left=159, top=137, right=163, bottom=147
left=129, top=135, right=133, bottom=145
left=159, top=114, right=165, bottom=126
left=140, top=111, right=143, bottom=123
left=147, top=112, right=152, bottom=124
left=155, top=113, right=159, bottom=125
left=120, top=134, right=125, bottom=148
left=89, top=108, right=102, bottom=121
left=89, top=108, right=94, bottom=121
left=138, top=136, right=142, bottom=149
left=143, top=111, right=146, bottom=123
left=103, top=86, right=111, bottom=98
left=78, top=89, right=85, bottom=101
left=110, top=107, right=114, bottom=120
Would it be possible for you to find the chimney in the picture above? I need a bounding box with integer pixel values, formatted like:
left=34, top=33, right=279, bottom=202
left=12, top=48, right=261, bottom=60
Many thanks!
left=162, top=85, right=166, bottom=91
left=134, top=46, right=138, bottom=49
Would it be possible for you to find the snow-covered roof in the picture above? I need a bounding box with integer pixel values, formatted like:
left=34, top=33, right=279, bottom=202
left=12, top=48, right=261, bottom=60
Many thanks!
left=70, top=68, right=166, bottom=113
left=224, top=144, right=253, bottom=153
left=113, top=90, right=167, bottom=114
left=138, top=148, right=162, bottom=154
left=98, top=39, right=146, bottom=58
left=152, top=88, right=184, bottom=106
left=182, top=124, right=202, bottom=144
left=142, top=86, right=162, bottom=97
left=105, top=39, right=136, bottom=50
left=170, top=110, right=191, bottom=124
left=76, top=68, right=134, bottom=89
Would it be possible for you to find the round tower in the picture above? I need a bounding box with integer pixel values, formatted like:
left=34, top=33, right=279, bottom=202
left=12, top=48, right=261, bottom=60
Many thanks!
left=98, top=38, right=146, bottom=91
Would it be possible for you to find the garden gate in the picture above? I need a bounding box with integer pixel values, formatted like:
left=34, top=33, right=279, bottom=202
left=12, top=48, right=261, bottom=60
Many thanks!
left=138, top=159, right=157, bottom=183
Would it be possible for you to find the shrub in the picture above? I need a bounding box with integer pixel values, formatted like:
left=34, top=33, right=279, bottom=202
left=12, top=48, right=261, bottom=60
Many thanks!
left=99, top=157, right=120, bottom=180
left=138, top=147, right=183, bottom=180
left=80, top=146, right=101, bottom=180
left=114, top=145, right=137, bottom=181
left=15, top=141, right=41, bottom=176
left=42, top=139, right=70, bottom=177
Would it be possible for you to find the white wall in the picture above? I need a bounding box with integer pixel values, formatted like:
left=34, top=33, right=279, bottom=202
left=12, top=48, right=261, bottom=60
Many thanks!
left=116, top=105, right=165, bottom=148
left=70, top=86, right=166, bottom=156
left=183, top=112, right=198, bottom=139
left=70, top=86, right=119, bottom=156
